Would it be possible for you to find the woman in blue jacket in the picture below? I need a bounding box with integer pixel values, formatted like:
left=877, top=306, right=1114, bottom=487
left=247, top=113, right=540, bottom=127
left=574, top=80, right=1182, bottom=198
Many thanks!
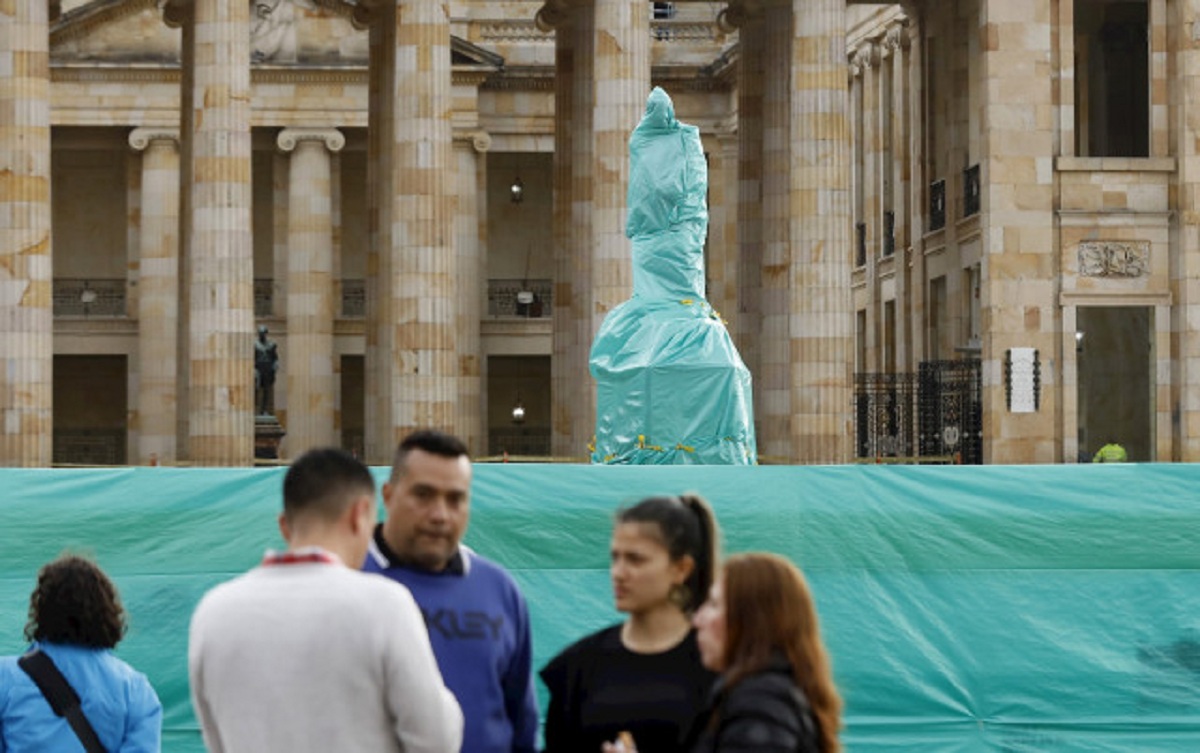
left=0, top=555, right=162, bottom=752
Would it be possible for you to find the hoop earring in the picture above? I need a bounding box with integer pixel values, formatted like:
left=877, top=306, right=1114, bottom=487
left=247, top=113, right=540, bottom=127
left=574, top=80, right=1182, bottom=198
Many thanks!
left=669, top=583, right=691, bottom=611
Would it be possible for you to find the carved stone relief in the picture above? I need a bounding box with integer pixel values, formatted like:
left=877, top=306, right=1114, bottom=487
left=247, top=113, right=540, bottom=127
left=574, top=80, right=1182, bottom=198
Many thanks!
left=252, top=0, right=308, bottom=63
left=1077, top=241, right=1149, bottom=278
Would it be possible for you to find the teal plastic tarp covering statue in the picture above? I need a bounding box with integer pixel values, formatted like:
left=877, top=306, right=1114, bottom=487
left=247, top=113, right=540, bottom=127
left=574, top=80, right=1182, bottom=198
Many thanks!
left=589, top=87, right=756, bottom=465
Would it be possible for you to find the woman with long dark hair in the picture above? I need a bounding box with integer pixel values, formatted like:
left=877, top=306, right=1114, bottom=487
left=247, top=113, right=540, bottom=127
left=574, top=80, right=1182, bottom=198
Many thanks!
left=0, top=555, right=162, bottom=751
left=541, top=495, right=721, bottom=753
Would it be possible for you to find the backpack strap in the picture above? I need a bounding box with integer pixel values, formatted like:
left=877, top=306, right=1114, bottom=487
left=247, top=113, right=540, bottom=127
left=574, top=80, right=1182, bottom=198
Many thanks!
left=18, top=648, right=108, bottom=753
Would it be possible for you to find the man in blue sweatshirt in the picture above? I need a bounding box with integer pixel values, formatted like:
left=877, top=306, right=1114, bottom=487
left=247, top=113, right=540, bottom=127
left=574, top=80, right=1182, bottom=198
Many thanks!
left=364, top=429, right=538, bottom=753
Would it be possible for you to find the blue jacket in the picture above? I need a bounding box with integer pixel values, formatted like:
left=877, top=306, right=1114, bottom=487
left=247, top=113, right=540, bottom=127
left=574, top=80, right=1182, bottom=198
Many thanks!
left=0, top=641, right=161, bottom=752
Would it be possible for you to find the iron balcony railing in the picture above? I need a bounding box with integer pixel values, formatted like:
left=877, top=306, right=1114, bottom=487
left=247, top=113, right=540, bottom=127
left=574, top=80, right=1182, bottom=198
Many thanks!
left=53, top=279, right=126, bottom=317
left=53, top=278, right=557, bottom=321
left=488, top=279, right=553, bottom=318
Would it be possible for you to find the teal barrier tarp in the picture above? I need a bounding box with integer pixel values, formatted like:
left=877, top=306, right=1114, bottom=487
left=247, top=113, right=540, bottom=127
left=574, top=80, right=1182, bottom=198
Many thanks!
left=2, top=464, right=1198, bottom=751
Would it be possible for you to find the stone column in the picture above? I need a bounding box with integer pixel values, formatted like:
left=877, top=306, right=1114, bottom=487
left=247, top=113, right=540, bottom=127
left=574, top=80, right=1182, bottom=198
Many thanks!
left=591, top=0, right=649, bottom=334
left=758, top=0, right=793, bottom=460
left=979, top=0, right=1056, bottom=462
left=1172, top=0, right=1200, bottom=460
left=886, top=21, right=913, bottom=370
left=705, top=133, right=740, bottom=333
left=547, top=3, right=596, bottom=457
left=549, top=11, right=578, bottom=455
left=733, top=10, right=764, bottom=432
left=0, top=1, right=53, bottom=466
left=277, top=128, right=344, bottom=456
left=130, top=128, right=181, bottom=465
left=906, top=20, right=926, bottom=364
left=454, top=131, right=490, bottom=456
left=789, top=0, right=854, bottom=463
left=364, top=0, right=456, bottom=462
left=860, top=40, right=880, bottom=372
left=179, top=0, right=254, bottom=465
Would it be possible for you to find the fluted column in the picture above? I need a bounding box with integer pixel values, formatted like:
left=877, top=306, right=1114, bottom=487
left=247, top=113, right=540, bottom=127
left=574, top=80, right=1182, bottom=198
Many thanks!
left=862, top=40, right=880, bottom=372
left=454, top=131, right=489, bottom=456
left=705, top=133, right=739, bottom=332
left=130, top=128, right=181, bottom=464
left=548, top=4, right=596, bottom=456
left=733, top=9, right=765, bottom=447
left=591, top=0, right=649, bottom=333
left=905, top=20, right=926, bottom=365
left=885, top=21, right=913, bottom=369
left=759, top=0, right=792, bottom=460
left=180, top=0, right=254, bottom=465
left=550, top=9, right=582, bottom=456
left=277, top=128, right=344, bottom=456
left=0, top=1, right=53, bottom=466
left=789, top=0, right=853, bottom=463
left=364, top=0, right=455, bottom=463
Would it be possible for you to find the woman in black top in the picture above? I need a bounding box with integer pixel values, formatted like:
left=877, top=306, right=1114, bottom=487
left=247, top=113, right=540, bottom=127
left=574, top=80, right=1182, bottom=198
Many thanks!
left=684, top=553, right=842, bottom=753
left=541, top=495, right=721, bottom=753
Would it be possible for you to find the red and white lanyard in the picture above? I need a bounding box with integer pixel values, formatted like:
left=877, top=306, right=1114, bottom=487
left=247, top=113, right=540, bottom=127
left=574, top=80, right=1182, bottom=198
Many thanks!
left=261, top=547, right=340, bottom=566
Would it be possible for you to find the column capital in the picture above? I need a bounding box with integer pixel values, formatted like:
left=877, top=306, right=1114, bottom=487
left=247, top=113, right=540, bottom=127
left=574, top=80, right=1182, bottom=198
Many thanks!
left=453, top=130, right=492, bottom=154
left=883, top=21, right=911, bottom=55
left=536, top=0, right=573, bottom=32
left=717, top=1, right=763, bottom=33
left=129, top=127, right=180, bottom=151
left=276, top=128, right=345, bottom=153
left=161, top=0, right=191, bottom=29
left=851, top=40, right=880, bottom=72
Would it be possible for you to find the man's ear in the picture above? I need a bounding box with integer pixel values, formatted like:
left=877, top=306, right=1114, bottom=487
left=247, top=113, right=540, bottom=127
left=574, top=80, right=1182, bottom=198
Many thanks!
left=278, top=512, right=292, bottom=543
left=349, top=495, right=374, bottom=536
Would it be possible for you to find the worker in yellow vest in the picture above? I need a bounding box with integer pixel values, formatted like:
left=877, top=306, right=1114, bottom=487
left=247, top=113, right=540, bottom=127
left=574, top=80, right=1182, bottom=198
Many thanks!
left=1092, top=442, right=1128, bottom=463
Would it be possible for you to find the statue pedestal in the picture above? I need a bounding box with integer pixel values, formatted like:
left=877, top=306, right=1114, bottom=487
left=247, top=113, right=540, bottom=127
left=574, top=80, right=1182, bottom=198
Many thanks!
left=254, top=414, right=286, bottom=462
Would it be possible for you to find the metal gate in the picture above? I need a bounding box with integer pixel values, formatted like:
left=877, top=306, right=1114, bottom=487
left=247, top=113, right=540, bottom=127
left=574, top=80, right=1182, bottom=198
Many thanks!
left=854, top=359, right=982, bottom=464
left=917, top=359, right=982, bottom=464
left=854, top=372, right=917, bottom=459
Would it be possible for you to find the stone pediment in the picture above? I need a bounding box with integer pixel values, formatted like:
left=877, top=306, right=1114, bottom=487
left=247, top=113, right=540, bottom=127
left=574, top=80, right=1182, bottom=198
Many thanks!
left=50, top=0, right=503, bottom=72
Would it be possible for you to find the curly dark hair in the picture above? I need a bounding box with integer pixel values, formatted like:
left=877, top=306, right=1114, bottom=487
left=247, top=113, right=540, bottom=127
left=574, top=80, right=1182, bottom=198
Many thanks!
left=24, top=555, right=126, bottom=649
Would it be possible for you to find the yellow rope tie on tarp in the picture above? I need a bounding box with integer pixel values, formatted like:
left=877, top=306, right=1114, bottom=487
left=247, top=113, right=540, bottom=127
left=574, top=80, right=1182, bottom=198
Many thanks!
left=675, top=443, right=695, bottom=453
left=679, top=299, right=694, bottom=306
left=637, top=434, right=664, bottom=452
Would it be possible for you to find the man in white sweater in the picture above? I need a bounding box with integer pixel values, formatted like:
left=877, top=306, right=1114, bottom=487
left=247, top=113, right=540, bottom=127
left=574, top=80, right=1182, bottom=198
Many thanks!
left=188, top=447, right=463, bottom=753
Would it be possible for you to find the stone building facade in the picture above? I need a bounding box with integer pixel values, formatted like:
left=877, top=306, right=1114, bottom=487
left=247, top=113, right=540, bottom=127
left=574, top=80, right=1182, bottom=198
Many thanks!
left=1, top=0, right=1196, bottom=466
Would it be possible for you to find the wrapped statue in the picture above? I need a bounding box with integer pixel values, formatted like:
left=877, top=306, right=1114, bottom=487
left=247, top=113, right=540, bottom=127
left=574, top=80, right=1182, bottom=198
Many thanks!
left=589, top=87, right=756, bottom=465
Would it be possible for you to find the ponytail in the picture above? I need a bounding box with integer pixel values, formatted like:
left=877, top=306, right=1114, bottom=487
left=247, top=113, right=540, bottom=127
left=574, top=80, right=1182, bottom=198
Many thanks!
left=617, top=493, right=721, bottom=613
left=678, top=494, right=719, bottom=613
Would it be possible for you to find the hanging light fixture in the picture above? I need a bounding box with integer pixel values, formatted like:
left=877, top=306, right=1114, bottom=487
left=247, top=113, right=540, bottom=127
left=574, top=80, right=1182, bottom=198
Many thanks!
left=511, top=395, right=526, bottom=424
left=510, top=176, right=524, bottom=204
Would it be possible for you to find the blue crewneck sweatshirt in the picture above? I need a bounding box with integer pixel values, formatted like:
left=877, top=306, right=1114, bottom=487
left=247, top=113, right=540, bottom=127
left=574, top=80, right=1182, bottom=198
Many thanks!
left=364, top=527, right=538, bottom=753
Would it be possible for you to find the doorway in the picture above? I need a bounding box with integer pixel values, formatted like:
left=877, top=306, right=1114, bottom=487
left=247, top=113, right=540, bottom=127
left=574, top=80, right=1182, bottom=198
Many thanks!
left=54, top=355, right=127, bottom=465
left=487, top=355, right=551, bottom=457
left=1076, top=306, right=1152, bottom=461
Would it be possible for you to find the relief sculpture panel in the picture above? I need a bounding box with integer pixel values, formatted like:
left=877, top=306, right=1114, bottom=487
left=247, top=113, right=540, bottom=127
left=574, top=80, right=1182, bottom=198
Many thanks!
left=1077, top=241, right=1149, bottom=278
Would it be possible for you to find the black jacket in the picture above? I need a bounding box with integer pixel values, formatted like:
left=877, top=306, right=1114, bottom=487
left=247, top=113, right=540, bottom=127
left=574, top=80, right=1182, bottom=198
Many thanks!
left=684, top=657, right=820, bottom=753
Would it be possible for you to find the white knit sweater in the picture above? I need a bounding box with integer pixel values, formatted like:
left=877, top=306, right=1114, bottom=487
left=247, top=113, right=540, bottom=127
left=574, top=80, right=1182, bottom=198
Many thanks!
left=189, top=561, right=463, bottom=753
